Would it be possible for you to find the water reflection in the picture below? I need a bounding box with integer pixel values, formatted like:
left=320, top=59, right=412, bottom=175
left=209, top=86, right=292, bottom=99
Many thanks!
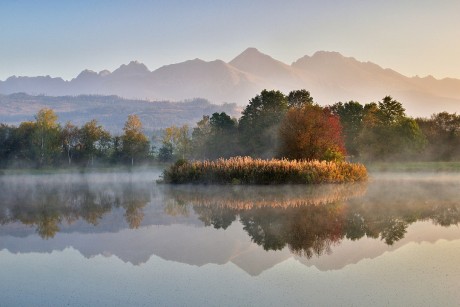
left=0, top=174, right=150, bottom=238
left=1, top=173, right=460, bottom=259
left=2, top=173, right=460, bottom=306
left=163, top=179, right=460, bottom=257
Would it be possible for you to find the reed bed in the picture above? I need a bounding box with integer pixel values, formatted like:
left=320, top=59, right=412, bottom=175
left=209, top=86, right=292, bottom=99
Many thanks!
left=160, top=156, right=367, bottom=184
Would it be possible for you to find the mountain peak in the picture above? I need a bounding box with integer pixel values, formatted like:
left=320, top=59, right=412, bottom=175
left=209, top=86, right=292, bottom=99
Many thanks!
left=112, top=61, right=150, bottom=76
left=240, top=47, right=262, bottom=55
left=76, top=69, right=98, bottom=79
left=312, top=50, right=345, bottom=58
left=98, top=69, right=111, bottom=77
left=229, top=47, right=273, bottom=65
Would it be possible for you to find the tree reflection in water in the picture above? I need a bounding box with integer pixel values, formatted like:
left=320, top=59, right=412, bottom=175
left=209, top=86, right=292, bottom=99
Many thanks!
left=165, top=180, right=460, bottom=258
left=0, top=177, right=150, bottom=238
left=1, top=176, right=460, bottom=259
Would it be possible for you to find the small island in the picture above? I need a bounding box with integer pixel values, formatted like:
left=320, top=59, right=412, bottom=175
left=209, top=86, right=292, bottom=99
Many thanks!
left=160, top=157, right=367, bottom=184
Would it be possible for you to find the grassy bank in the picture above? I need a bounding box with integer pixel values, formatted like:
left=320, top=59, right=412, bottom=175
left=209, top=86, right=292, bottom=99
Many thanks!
left=366, top=161, right=460, bottom=172
left=0, top=163, right=169, bottom=176
left=160, top=157, right=367, bottom=185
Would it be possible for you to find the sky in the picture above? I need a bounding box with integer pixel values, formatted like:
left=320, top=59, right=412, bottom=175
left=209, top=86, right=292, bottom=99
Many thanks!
left=1, top=0, right=459, bottom=81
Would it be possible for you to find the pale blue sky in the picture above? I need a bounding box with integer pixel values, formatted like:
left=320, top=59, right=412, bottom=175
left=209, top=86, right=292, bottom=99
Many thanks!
left=1, top=0, right=459, bottom=80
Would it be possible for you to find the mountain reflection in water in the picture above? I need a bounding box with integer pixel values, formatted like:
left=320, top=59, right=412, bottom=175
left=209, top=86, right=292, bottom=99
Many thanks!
left=1, top=172, right=460, bottom=264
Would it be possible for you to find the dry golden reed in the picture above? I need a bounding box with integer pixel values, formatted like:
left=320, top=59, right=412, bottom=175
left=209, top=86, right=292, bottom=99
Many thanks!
left=161, top=156, right=367, bottom=184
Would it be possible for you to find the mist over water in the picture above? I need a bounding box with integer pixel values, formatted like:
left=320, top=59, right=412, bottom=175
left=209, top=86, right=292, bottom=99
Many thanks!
left=1, top=169, right=459, bottom=248
left=1, top=170, right=460, bottom=305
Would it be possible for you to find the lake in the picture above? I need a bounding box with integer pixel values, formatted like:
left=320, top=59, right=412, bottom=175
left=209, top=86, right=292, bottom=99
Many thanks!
left=1, top=170, right=459, bottom=306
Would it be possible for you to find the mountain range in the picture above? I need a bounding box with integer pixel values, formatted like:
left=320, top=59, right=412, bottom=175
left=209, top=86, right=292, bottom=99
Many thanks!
left=2, top=48, right=460, bottom=117
left=2, top=217, right=458, bottom=276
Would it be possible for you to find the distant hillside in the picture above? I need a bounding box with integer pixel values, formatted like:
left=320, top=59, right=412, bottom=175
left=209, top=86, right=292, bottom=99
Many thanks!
left=1, top=48, right=460, bottom=117
left=0, top=93, right=240, bottom=133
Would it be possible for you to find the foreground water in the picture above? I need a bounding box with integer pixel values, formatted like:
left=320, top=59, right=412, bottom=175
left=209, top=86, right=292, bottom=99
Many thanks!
left=0, top=170, right=459, bottom=306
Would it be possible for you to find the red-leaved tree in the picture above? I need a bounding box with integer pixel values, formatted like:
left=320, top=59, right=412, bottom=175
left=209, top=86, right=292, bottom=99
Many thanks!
left=278, top=104, right=346, bottom=161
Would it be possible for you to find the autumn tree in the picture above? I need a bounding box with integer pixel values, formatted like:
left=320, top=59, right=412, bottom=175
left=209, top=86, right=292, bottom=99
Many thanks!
left=159, top=125, right=191, bottom=161
left=279, top=104, right=346, bottom=161
left=32, top=108, right=61, bottom=167
left=121, top=115, right=150, bottom=166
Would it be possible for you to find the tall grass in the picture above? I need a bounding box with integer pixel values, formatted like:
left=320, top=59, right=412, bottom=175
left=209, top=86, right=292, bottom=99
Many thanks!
left=160, top=156, right=367, bottom=184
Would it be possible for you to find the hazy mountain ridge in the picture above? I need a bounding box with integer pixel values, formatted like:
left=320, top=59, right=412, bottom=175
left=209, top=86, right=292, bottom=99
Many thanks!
left=0, top=93, right=239, bottom=133
left=1, top=48, right=460, bottom=116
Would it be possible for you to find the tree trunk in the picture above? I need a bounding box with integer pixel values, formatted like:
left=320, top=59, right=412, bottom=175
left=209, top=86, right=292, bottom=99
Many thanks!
left=67, top=148, right=71, bottom=165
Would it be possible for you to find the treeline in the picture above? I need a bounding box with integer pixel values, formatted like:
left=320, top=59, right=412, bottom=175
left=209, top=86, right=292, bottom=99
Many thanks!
left=159, top=89, right=347, bottom=162
left=0, top=109, right=151, bottom=168
left=159, top=89, right=460, bottom=162
left=2, top=89, right=460, bottom=168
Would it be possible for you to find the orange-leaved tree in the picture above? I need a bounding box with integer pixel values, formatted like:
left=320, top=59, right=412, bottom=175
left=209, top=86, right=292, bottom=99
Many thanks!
left=278, top=104, right=346, bottom=161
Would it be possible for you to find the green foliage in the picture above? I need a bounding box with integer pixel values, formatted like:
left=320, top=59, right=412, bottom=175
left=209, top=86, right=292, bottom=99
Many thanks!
left=322, top=148, right=345, bottom=162
left=158, top=142, right=174, bottom=162
left=80, top=119, right=112, bottom=166
left=287, top=89, right=314, bottom=109
left=190, top=112, right=239, bottom=159
left=3, top=91, right=460, bottom=169
left=333, top=96, right=427, bottom=161
left=191, top=115, right=212, bottom=159
left=239, top=90, right=289, bottom=158
left=329, top=101, right=364, bottom=157
left=416, top=112, right=460, bottom=160
left=161, top=125, right=191, bottom=160
left=0, top=109, right=153, bottom=168
left=378, top=96, right=406, bottom=124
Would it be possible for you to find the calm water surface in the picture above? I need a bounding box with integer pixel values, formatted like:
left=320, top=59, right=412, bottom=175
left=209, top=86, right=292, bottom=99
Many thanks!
left=1, top=170, right=459, bottom=306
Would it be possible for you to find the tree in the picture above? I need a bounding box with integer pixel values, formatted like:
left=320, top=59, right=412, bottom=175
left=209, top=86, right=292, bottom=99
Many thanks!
left=358, top=97, right=425, bottom=161
left=32, top=108, right=61, bottom=167
left=158, top=142, right=174, bottom=162
left=239, top=90, right=288, bottom=158
left=279, top=104, right=346, bottom=161
left=11, top=121, right=36, bottom=166
left=416, top=112, right=460, bottom=160
left=121, top=115, right=150, bottom=166
left=0, top=124, right=14, bottom=167
left=208, top=112, right=239, bottom=158
left=190, top=112, right=239, bottom=159
left=378, top=96, right=406, bottom=125
left=191, top=115, right=212, bottom=159
left=160, top=125, right=191, bottom=160
left=287, top=89, right=314, bottom=109
left=330, top=101, right=365, bottom=157
left=61, top=121, right=80, bottom=165
left=80, top=119, right=111, bottom=166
